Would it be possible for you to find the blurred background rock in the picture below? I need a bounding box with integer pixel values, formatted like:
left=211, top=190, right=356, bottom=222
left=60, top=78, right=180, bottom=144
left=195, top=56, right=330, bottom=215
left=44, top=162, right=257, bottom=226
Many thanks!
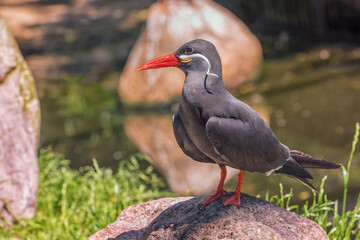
left=0, top=17, right=40, bottom=222
left=0, top=0, right=359, bottom=202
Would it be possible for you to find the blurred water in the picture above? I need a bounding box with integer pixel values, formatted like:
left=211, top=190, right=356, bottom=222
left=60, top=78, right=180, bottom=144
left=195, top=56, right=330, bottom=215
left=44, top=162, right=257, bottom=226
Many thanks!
left=39, top=44, right=360, bottom=201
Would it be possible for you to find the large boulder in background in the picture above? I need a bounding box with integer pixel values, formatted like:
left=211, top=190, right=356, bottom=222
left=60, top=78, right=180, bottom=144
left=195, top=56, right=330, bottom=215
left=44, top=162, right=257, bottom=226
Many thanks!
left=119, top=0, right=262, bottom=104
left=89, top=195, right=329, bottom=240
left=0, top=17, right=40, bottom=222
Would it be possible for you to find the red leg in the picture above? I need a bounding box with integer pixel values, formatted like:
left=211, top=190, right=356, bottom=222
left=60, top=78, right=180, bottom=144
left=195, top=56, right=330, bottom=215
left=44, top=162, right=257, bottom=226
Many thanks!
left=222, top=170, right=245, bottom=207
left=199, top=166, right=227, bottom=207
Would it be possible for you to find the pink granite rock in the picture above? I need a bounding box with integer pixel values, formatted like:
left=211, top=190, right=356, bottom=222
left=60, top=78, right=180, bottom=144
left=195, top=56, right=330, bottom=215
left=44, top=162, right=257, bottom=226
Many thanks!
left=119, top=0, right=262, bottom=104
left=0, top=17, right=40, bottom=222
left=89, top=195, right=329, bottom=240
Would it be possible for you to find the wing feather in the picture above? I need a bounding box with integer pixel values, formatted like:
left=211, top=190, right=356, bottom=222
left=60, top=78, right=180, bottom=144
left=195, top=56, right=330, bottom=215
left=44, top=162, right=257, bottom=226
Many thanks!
left=205, top=116, right=288, bottom=173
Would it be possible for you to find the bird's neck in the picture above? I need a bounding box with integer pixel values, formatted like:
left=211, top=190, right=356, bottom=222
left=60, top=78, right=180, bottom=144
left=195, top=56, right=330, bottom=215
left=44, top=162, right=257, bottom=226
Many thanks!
left=182, top=71, right=225, bottom=105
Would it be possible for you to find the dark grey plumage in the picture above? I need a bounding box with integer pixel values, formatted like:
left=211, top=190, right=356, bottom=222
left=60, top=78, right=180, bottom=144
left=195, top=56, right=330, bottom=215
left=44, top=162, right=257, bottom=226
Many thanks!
left=170, top=39, right=340, bottom=191
left=173, top=112, right=215, bottom=164
left=138, top=39, right=341, bottom=205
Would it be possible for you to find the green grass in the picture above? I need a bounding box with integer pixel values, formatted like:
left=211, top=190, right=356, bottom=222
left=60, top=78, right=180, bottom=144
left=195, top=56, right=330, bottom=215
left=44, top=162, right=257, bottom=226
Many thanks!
left=0, top=149, right=174, bottom=239
left=265, top=122, right=360, bottom=240
left=0, top=123, right=359, bottom=239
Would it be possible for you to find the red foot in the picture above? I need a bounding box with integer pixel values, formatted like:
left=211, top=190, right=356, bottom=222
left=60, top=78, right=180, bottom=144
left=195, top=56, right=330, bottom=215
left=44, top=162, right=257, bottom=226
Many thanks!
left=222, top=170, right=245, bottom=207
left=199, top=167, right=227, bottom=208
left=222, top=192, right=241, bottom=207
left=199, top=189, right=226, bottom=207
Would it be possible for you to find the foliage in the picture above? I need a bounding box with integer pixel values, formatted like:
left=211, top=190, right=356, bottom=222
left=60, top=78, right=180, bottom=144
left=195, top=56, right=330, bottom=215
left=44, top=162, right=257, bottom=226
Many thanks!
left=0, top=148, right=173, bottom=240
left=264, top=122, right=360, bottom=240
left=0, top=123, right=359, bottom=239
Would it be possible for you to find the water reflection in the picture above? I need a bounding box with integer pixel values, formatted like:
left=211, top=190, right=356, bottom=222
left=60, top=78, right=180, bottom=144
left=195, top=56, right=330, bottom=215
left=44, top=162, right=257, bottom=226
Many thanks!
left=39, top=75, right=138, bottom=169
left=39, top=45, right=360, bottom=200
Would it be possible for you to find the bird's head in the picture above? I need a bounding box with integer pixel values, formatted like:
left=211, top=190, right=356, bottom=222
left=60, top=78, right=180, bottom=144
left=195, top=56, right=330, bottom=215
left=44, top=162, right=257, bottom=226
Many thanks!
left=138, top=39, right=222, bottom=77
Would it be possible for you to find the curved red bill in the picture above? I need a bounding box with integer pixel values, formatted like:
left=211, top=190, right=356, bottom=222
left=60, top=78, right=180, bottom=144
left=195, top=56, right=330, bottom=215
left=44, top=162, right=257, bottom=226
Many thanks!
left=137, top=53, right=180, bottom=71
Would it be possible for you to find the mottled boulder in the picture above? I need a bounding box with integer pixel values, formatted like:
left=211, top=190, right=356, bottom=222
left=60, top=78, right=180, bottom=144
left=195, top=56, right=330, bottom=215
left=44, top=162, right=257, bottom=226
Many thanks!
left=0, top=17, right=40, bottom=221
left=89, top=195, right=329, bottom=240
left=119, top=0, right=262, bottom=104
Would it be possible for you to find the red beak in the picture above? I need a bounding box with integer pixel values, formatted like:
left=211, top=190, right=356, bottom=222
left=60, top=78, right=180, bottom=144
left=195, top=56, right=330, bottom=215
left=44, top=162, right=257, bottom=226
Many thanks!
left=137, top=53, right=180, bottom=71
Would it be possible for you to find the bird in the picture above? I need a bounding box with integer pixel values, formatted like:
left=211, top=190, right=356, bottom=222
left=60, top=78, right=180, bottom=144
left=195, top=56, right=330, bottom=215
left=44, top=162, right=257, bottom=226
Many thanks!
left=137, top=39, right=341, bottom=207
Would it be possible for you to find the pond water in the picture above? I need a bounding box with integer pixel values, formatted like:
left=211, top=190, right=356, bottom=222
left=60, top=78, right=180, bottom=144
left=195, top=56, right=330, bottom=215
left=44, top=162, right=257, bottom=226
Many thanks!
left=39, top=44, right=360, bottom=202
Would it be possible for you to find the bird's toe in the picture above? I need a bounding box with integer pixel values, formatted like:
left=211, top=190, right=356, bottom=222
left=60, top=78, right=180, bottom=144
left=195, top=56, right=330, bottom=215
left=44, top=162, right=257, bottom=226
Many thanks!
left=222, top=193, right=241, bottom=207
left=198, top=190, right=226, bottom=208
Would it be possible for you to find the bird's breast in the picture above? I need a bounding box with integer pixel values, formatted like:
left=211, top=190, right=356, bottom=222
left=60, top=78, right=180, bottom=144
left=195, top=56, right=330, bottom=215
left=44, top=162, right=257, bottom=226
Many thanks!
left=178, top=95, right=224, bottom=163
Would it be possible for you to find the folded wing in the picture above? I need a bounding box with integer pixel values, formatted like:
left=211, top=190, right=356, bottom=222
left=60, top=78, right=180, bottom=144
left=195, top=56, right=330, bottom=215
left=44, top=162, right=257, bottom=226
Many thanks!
left=205, top=116, right=288, bottom=173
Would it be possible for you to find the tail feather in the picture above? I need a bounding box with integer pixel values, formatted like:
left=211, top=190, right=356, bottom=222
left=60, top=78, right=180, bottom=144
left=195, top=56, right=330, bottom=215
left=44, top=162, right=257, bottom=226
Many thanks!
left=292, top=176, right=318, bottom=192
left=275, top=150, right=340, bottom=191
left=275, top=157, right=313, bottom=179
left=290, top=150, right=341, bottom=169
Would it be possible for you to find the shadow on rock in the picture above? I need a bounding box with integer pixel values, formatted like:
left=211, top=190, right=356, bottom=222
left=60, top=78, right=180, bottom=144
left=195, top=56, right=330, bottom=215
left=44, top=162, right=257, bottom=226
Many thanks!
left=90, top=194, right=328, bottom=240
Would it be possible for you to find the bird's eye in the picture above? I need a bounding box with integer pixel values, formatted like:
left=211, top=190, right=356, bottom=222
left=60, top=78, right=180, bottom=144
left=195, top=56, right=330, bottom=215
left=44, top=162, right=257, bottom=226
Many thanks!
left=185, top=47, right=193, bottom=55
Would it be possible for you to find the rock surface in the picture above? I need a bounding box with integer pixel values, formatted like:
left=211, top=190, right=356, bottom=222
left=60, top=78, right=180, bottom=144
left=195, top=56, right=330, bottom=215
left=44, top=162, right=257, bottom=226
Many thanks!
left=0, top=17, right=40, bottom=221
left=119, top=0, right=262, bottom=104
left=89, top=194, right=329, bottom=240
